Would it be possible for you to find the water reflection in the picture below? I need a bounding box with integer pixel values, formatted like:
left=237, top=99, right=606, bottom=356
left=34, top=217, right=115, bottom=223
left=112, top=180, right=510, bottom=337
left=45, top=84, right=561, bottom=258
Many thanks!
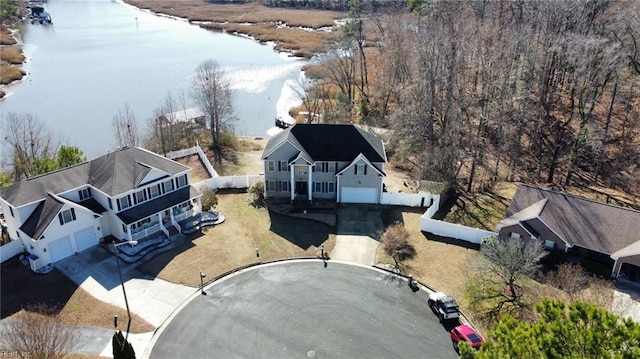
left=0, top=0, right=304, bottom=157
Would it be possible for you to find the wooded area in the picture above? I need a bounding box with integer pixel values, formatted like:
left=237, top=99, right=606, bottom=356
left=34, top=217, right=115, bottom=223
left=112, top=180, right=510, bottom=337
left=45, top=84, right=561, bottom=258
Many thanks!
left=299, top=0, right=640, bottom=197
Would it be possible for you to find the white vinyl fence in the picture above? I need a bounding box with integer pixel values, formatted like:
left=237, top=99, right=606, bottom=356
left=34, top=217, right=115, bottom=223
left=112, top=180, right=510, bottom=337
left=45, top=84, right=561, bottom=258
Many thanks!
left=196, top=175, right=263, bottom=191
left=419, top=194, right=497, bottom=245
left=381, top=192, right=438, bottom=207
left=166, top=145, right=218, bottom=178
left=1, top=240, right=24, bottom=263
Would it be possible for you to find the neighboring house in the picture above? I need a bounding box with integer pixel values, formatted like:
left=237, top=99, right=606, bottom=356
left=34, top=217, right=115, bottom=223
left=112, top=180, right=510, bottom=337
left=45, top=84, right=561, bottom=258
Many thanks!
left=0, top=147, right=202, bottom=270
left=496, top=184, right=640, bottom=283
left=156, top=107, right=207, bottom=134
left=261, top=124, right=387, bottom=204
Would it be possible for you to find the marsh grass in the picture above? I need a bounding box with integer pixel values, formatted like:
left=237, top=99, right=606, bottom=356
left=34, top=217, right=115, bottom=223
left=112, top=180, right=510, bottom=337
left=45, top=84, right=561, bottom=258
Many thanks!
left=125, top=0, right=343, bottom=57
left=1, top=25, right=17, bottom=45
left=1, top=46, right=25, bottom=64
left=0, top=62, right=25, bottom=84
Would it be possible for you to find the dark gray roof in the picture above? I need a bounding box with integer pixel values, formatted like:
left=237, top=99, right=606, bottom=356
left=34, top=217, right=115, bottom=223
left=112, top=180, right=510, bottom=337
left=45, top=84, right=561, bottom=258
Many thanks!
left=505, top=184, right=640, bottom=255
left=0, top=147, right=189, bottom=207
left=19, top=194, right=64, bottom=239
left=262, top=124, right=386, bottom=163
left=116, top=186, right=201, bottom=225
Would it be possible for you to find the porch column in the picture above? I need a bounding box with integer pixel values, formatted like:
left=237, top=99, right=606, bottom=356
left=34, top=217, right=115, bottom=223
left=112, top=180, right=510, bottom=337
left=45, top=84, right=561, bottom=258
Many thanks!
left=612, top=257, right=621, bottom=278
left=337, top=175, right=341, bottom=203
left=126, top=225, right=133, bottom=242
left=307, top=164, right=312, bottom=200
left=290, top=166, right=295, bottom=201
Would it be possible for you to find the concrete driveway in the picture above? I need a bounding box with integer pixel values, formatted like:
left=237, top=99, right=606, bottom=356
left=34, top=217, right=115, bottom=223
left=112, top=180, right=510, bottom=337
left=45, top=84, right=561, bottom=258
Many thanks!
left=330, top=205, right=385, bottom=265
left=55, top=245, right=195, bottom=328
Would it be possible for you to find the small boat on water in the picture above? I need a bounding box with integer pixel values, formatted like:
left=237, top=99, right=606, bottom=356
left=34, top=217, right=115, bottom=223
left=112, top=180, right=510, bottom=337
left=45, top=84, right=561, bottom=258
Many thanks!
left=27, top=2, right=52, bottom=24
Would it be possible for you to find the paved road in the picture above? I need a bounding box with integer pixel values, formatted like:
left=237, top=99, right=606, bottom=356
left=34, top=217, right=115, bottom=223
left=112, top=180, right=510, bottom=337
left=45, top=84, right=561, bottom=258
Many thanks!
left=148, top=261, right=457, bottom=359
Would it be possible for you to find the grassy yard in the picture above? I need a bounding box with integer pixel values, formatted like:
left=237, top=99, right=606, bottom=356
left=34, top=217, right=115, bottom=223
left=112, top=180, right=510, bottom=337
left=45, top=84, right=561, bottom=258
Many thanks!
left=137, top=192, right=337, bottom=287
left=0, top=260, right=154, bottom=333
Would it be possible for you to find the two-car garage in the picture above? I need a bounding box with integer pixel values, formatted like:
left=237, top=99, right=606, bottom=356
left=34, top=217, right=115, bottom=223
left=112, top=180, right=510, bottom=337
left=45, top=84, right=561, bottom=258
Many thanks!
left=47, top=226, right=98, bottom=263
left=340, top=187, right=378, bottom=204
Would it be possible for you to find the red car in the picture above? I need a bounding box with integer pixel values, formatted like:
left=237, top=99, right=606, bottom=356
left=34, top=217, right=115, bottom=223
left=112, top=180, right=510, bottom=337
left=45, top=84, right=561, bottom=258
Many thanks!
left=450, top=324, right=484, bottom=350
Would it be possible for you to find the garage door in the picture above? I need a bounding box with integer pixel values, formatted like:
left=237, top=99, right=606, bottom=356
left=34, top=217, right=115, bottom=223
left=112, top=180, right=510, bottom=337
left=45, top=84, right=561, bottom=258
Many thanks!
left=74, top=226, right=97, bottom=252
left=48, top=236, right=73, bottom=262
left=341, top=187, right=377, bottom=204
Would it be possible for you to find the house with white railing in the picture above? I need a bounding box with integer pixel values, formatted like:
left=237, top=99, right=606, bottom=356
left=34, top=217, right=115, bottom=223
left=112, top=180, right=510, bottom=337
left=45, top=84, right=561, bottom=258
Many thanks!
left=0, top=147, right=202, bottom=270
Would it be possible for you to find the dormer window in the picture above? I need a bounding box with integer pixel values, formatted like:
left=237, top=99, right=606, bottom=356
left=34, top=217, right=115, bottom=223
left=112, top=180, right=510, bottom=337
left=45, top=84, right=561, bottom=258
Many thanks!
left=58, top=208, right=76, bottom=225
left=79, top=188, right=92, bottom=200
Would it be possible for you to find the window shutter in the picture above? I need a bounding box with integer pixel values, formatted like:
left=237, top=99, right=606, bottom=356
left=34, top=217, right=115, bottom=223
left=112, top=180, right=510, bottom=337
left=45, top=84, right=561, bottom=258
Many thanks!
left=335, top=162, right=338, bottom=174
left=117, top=199, right=121, bottom=211
left=354, top=166, right=357, bottom=175
left=364, top=166, right=368, bottom=175
left=278, top=161, right=282, bottom=171
left=88, top=187, right=92, bottom=196
left=71, top=208, right=76, bottom=220
left=58, top=213, right=63, bottom=225
left=78, top=190, right=82, bottom=198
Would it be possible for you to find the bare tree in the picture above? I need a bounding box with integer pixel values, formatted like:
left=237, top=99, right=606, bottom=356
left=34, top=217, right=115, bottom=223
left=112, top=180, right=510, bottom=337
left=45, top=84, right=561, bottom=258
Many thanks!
left=112, top=103, right=139, bottom=148
left=191, top=60, right=235, bottom=161
left=1, top=304, right=78, bottom=359
left=2, top=112, right=57, bottom=180
left=288, top=73, right=323, bottom=124
left=380, top=223, right=416, bottom=271
left=466, top=235, right=547, bottom=322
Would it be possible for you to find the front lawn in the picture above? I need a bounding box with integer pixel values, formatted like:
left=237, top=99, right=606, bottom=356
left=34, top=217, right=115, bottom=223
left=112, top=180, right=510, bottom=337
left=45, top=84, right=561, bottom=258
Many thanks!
left=137, top=193, right=337, bottom=287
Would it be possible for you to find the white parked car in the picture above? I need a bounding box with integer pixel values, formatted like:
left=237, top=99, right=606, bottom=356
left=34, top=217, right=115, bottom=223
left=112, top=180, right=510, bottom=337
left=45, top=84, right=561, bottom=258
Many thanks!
left=428, top=292, right=460, bottom=322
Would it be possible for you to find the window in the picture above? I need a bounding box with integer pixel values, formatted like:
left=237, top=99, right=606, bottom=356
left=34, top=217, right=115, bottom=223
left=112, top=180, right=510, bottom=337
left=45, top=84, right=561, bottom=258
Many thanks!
left=295, top=166, right=308, bottom=175
left=79, top=187, right=92, bottom=200
left=177, top=174, right=187, bottom=188
left=356, top=164, right=366, bottom=176
left=58, top=208, right=76, bottom=225
left=268, top=161, right=275, bottom=171
left=279, top=161, right=288, bottom=171
left=278, top=181, right=289, bottom=192
left=266, top=181, right=276, bottom=192
left=118, top=195, right=131, bottom=211
left=149, top=185, right=160, bottom=199
left=329, top=162, right=335, bottom=173
left=135, top=190, right=146, bottom=204
left=122, top=224, right=128, bottom=233
left=163, top=180, right=174, bottom=193
left=314, top=182, right=335, bottom=193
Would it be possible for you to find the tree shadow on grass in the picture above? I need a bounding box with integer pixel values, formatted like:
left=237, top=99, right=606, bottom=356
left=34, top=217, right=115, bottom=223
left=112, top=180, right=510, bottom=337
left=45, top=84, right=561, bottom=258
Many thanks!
left=1, top=257, right=76, bottom=319
left=268, top=212, right=335, bottom=250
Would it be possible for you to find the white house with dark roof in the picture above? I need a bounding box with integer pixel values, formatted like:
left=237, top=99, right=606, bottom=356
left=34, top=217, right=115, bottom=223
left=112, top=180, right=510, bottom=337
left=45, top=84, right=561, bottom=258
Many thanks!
left=261, top=124, right=387, bottom=204
left=0, top=147, right=202, bottom=270
left=497, top=184, right=640, bottom=283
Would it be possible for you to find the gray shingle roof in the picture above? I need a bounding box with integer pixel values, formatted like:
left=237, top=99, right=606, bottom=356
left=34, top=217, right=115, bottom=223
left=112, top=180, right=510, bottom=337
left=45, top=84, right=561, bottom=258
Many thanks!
left=505, top=184, right=640, bottom=255
left=262, top=124, right=386, bottom=163
left=0, top=147, right=189, bottom=207
left=19, top=194, right=64, bottom=239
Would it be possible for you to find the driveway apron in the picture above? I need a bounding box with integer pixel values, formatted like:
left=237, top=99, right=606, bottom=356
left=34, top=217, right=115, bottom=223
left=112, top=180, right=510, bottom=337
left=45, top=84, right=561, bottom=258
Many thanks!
left=331, top=205, right=383, bottom=266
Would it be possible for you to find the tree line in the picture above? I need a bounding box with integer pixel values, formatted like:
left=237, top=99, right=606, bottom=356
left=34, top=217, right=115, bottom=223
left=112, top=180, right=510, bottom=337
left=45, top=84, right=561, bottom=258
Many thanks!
left=297, top=0, right=640, bottom=194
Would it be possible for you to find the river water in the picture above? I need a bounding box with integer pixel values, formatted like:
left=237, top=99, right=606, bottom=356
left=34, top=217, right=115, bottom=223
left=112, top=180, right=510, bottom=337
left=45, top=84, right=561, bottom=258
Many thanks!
left=0, top=0, right=304, bottom=158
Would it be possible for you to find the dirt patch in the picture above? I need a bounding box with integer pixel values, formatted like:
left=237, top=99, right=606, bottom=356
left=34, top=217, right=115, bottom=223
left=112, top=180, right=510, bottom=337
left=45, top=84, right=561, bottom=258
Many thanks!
left=1, top=259, right=154, bottom=333
left=175, top=154, right=211, bottom=183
